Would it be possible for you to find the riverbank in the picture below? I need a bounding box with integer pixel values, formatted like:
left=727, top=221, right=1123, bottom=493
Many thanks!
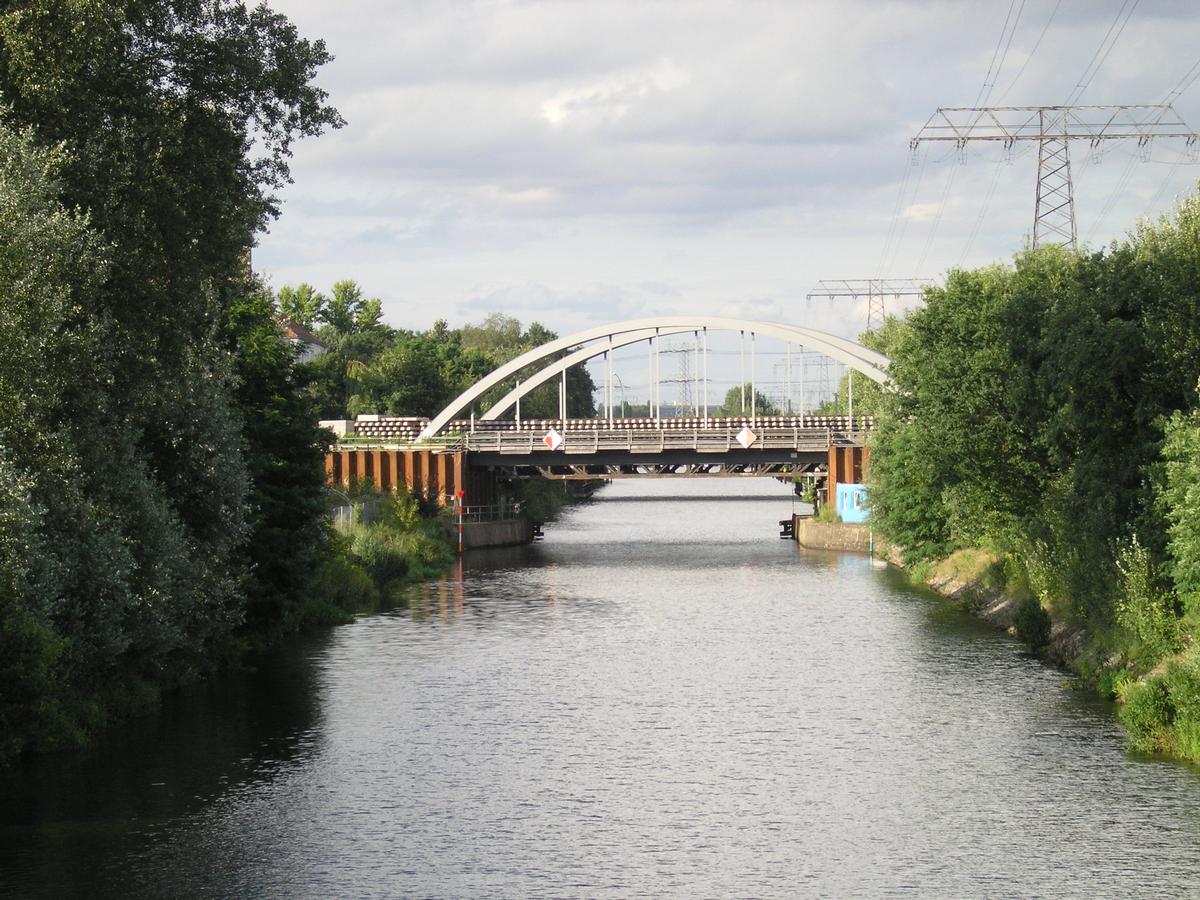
left=884, top=547, right=1088, bottom=667
left=878, top=542, right=1200, bottom=766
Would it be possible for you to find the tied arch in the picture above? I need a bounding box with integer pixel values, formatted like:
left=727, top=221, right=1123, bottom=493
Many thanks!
left=419, top=316, right=889, bottom=439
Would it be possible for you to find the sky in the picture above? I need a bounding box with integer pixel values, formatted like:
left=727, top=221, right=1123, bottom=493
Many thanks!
left=254, top=0, right=1200, bottom=354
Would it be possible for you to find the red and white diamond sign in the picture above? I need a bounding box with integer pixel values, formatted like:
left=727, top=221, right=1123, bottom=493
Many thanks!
left=736, top=426, right=757, bottom=449
left=544, top=428, right=564, bottom=450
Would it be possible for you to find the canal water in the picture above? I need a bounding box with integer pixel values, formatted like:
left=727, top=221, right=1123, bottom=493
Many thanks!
left=3, top=479, right=1200, bottom=897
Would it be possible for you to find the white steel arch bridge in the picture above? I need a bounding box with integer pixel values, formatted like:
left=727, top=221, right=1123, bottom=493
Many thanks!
left=419, top=316, right=888, bottom=441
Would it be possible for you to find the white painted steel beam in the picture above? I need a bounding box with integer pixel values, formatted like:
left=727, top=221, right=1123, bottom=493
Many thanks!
left=421, top=317, right=890, bottom=438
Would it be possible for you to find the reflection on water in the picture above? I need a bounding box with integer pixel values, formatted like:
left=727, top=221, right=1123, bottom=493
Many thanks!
left=3, top=478, right=1200, bottom=898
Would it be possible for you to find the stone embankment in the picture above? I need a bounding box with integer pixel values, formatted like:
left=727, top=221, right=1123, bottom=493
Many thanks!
left=461, top=518, right=534, bottom=550
left=792, top=516, right=873, bottom=553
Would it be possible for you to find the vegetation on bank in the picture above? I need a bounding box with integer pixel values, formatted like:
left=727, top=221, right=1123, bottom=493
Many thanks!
left=305, top=490, right=457, bottom=627
left=0, top=0, right=347, bottom=763
left=864, top=189, right=1200, bottom=763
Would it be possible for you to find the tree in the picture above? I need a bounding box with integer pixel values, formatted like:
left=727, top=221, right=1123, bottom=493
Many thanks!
left=0, top=1, right=341, bottom=757
left=224, top=281, right=331, bottom=635
left=716, top=384, right=779, bottom=417
left=319, top=279, right=384, bottom=336
left=0, top=120, right=104, bottom=757
left=278, top=283, right=326, bottom=328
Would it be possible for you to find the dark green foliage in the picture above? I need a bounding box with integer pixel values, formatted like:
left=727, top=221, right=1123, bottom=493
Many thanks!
left=716, top=384, right=779, bottom=417
left=867, top=188, right=1200, bottom=761
left=224, top=283, right=331, bottom=637
left=329, top=491, right=455, bottom=604
left=1014, top=598, right=1051, bottom=652
left=1121, top=649, right=1200, bottom=762
left=1158, top=402, right=1200, bottom=613
left=291, top=304, right=598, bottom=421
left=514, top=477, right=571, bottom=523
left=870, top=227, right=1200, bottom=623
left=0, top=1, right=341, bottom=760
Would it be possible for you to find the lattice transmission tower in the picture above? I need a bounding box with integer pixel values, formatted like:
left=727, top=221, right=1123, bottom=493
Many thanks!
left=910, top=105, right=1200, bottom=249
left=658, top=340, right=698, bottom=416
left=807, top=278, right=931, bottom=331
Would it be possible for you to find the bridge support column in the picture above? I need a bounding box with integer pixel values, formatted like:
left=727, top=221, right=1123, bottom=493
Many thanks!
left=826, top=445, right=870, bottom=508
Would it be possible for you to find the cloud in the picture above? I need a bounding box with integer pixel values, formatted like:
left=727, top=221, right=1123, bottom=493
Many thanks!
left=257, top=0, right=1200, bottom=340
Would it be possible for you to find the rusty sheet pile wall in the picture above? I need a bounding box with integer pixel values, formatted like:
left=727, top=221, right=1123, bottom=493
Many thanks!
left=325, top=449, right=497, bottom=506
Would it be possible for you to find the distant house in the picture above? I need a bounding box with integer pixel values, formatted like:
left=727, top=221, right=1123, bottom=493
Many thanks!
left=277, top=317, right=329, bottom=363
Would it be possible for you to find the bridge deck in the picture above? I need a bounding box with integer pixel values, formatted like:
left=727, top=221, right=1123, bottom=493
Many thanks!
left=456, top=426, right=866, bottom=456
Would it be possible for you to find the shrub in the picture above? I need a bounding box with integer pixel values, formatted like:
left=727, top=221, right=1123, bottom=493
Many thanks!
left=1014, top=596, right=1052, bottom=651
left=1120, top=649, right=1200, bottom=762
left=815, top=504, right=842, bottom=524
left=1121, top=676, right=1175, bottom=754
left=1114, top=536, right=1180, bottom=671
left=350, top=528, right=411, bottom=585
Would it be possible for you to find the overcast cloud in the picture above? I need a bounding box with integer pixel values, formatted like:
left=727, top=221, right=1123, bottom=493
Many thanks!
left=255, top=0, right=1200, bottom=341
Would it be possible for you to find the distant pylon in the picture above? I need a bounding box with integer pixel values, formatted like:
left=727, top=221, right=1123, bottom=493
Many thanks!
left=670, top=341, right=693, bottom=414
left=910, top=105, right=1200, bottom=249
left=807, top=277, right=931, bottom=331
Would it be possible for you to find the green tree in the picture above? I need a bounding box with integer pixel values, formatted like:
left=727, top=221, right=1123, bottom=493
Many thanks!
left=716, top=384, right=779, bottom=417
left=0, top=121, right=104, bottom=756
left=1159, top=402, right=1200, bottom=614
left=277, top=282, right=326, bottom=328
left=224, top=281, right=331, bottom=636
left=0, top=0, right=341, bottom=757
left=868, top=262, right=1051, bottom=563
left=319, top=279, right=383, bottom=336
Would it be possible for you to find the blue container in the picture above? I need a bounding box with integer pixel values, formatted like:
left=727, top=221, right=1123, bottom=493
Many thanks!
left=836, top=483, right=869, bottom=523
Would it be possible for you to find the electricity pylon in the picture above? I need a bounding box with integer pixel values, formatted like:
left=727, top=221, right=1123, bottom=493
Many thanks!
left=910, top=105, right=1200, bottom=249
left=806, top=277, right=931, bottom=330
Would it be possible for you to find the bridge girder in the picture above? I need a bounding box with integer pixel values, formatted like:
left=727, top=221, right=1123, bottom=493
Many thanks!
left=420, top=316, right=891, bottom=439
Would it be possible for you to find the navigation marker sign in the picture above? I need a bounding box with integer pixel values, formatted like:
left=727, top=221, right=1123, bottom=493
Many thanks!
left=544, top=428, right=564, bottom=450
left=736, top=426, right=757, bottom=449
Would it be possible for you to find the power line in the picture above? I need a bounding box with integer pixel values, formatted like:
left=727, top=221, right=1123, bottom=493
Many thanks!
left=1163, top=57, right=1200, bottom=106
left=806, top=278, right=932, bottom=331
left=996, top=0, right=1065, bottom=103
left=972, top=0, right=1026, bottom=111
left=885, top=149, right=930, bottom=274
left=875, top=153, right=917, bottom=277
left=1065, top=0, right=1140, bottom=106
left=958, top=162, right=1007, bottom=266
left=917, top=162, right=960, bottom=271
left=1137, top=55, right=1200, bottom=223
left=1084, top=153, right=1138, bottom=245
left=1142, top=150, right=1190, bottom=221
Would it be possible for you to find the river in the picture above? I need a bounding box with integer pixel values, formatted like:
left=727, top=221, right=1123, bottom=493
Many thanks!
left=3, top=478, right=1200, bottom=898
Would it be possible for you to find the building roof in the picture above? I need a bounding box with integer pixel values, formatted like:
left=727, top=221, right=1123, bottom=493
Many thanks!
left=277, top=317, right=328, bottom=349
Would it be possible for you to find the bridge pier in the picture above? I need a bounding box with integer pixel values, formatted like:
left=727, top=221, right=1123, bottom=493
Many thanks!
left=325, top=449, right=498, bottom=507
left=826, top=445, right=868, bottom=508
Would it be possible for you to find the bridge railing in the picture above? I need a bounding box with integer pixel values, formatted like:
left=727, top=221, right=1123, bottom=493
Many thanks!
left=457, top=502, right=524, bottom=523
left=455, top=426, right=866, bottom=455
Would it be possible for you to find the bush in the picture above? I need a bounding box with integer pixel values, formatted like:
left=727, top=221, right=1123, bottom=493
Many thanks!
left=1114, top=537, right=1180, bottom=671
left=1120, top=649, right=1200, bottom=761
left=815, top=504, right=842, bottom=524
left=351, top=528, right=411, bottom=585
left=1121, top=676, right=1175, bottom=754
left=1014, top=596, right=1052, bottom=651
left=304, top=550, right=378, bottom=626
